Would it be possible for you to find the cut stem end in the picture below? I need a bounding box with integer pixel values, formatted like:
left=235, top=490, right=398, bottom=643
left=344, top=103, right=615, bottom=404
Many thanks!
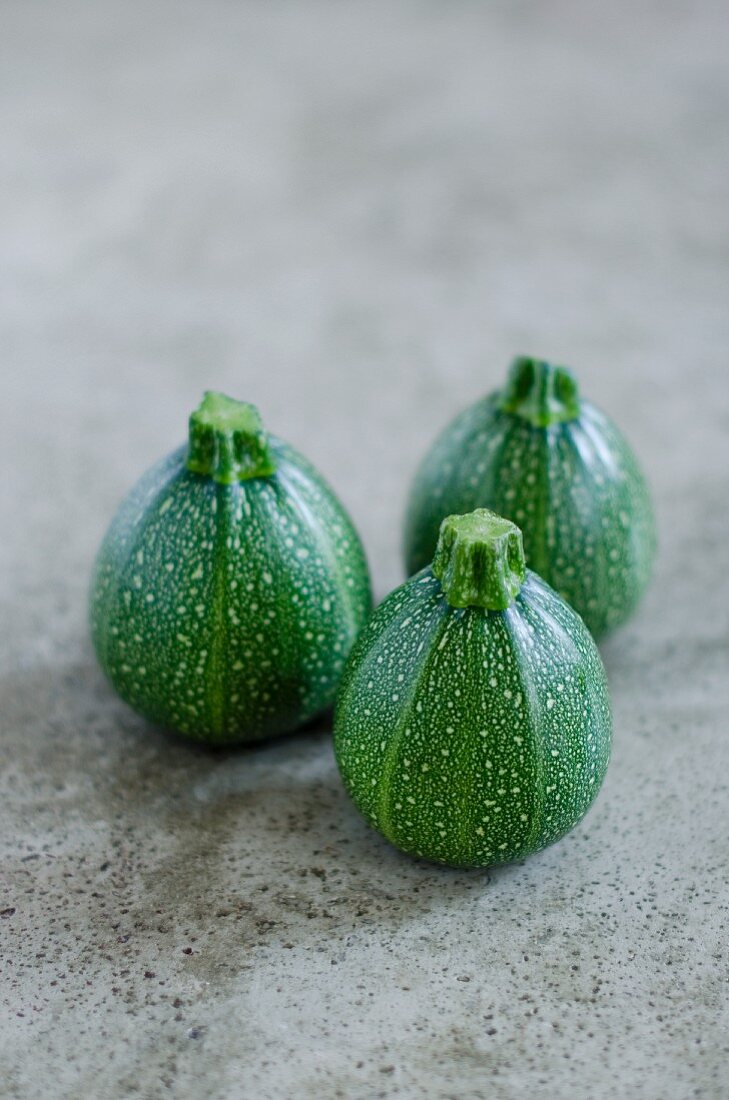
left=432, top=509, right=526, bottom=610
left=186, top=392, right=276, bottom=484
left=499, top=356, right=580, bottom=427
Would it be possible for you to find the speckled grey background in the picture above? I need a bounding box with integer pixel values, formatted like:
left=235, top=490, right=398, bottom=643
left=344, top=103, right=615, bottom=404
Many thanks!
left=1, top=2, right=728, bottom=1097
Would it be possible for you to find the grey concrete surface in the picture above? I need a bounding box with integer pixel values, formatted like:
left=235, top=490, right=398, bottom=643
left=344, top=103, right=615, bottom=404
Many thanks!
left=1, top=2, right=728, bottom=1097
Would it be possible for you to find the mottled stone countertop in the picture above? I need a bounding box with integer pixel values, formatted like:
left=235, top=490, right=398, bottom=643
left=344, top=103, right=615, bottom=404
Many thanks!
left=1, top=2, right=727, bottom=1097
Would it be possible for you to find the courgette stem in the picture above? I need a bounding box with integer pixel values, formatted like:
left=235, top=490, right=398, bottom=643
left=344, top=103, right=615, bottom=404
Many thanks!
left=431, top=508, right=526, bottom=610
left=186, top=391, right=277, bottom=484
left=499, top=356, right=580, bottom=428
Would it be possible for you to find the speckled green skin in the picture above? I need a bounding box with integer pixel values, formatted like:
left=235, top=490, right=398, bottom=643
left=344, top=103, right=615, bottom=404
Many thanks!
left=334, top=569, right=611, bottom=868
left=90, top=439, right=372, bottom=744
left=404, top=393, right=656, bottom=637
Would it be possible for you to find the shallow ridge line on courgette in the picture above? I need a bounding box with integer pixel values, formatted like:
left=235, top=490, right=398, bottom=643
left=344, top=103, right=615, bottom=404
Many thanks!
left=265, top=472, right=318, bottom=719
left=525, top=579, right=611, bottom=801
left=564, top=414, right=610, bottom=629
left=531, top=420, right=554, bottom=579
left=376, top=594, right=449, bottom=846
left=578, top=404, right=621, bottom=479
left=454, top=609, right=492, bottom=867
left=502, top=594, right=548, bottom=857
left=274, top=456, right=361, bottom=642
left=207, top=478, right=236, bottom=737
left=575, top=406, right=626, bottom=626
left=457, top=606, right=530, bottom=867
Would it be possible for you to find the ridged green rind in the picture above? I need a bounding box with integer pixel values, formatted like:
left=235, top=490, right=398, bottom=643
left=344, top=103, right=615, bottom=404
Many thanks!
left=334, top=569, right=611, bottom=868
left=90, top=438, right=372, bottom=744
left=403, top=395, right=656, bottom=637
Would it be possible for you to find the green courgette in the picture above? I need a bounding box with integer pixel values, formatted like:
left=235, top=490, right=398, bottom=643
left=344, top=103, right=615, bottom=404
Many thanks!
left=404, top=357, right=656, bottom=636
left=90, top=392, right=372, bottom=744
left=335, top=509, right=612, bottom=868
